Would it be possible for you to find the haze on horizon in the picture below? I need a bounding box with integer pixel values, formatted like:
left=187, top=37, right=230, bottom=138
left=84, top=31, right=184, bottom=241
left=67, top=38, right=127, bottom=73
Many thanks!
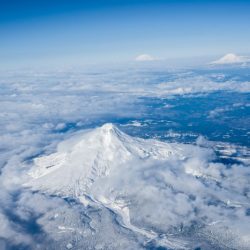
left=1, top=0, right=250, bottom=69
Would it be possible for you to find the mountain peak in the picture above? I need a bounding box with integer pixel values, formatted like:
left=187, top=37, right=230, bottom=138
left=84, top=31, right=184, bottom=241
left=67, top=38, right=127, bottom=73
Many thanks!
left=98, top=123, right=120, bottom=136
left=211, top=53, right=250, bottom=65
left=26, top=124, right=178, bottom=197
left=94, top=123, right=126, bottom=147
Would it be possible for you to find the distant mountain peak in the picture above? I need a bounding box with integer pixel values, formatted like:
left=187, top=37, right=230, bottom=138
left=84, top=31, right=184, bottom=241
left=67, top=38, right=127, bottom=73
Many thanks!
left=211, top=53, right=250, bottom=65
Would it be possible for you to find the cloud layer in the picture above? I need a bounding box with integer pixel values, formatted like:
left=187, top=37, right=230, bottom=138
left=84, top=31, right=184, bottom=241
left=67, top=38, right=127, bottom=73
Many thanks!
left=0, top=65, right=249, bottom=249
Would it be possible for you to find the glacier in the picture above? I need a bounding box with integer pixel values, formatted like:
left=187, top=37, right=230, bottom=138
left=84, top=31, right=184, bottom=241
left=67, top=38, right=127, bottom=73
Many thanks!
left=25, top=123, right=250, bottom=249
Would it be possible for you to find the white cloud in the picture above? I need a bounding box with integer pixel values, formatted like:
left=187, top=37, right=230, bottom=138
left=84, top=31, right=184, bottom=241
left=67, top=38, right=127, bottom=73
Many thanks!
left=135, top=54, right=155, bottom=62
left=211, top=53, right=250, bottom=65
left=157, top=73, right=250, bottom=95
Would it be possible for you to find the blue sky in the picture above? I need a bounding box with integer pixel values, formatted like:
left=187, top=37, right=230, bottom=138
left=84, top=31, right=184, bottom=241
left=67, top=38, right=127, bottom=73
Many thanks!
left=1, top=0, right=250, bottom=68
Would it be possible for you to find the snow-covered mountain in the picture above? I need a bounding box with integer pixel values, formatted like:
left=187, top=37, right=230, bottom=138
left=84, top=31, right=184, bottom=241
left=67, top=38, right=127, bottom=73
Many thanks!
left=26, top=124, right=250, bottom=249
left=27, top=123, right=186, bottom=196
left=211, top=53, right=250, bottom=65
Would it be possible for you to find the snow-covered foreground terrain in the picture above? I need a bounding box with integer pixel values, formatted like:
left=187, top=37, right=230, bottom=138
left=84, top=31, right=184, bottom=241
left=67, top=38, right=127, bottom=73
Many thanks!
left=26, top=123, right=250, bottom=249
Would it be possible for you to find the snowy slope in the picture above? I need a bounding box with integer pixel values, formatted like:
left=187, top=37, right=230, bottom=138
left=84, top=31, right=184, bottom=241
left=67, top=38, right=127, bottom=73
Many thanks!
left=27, top=123, right=186, bottom=196
left=26, top=124, right=250, bottom=249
